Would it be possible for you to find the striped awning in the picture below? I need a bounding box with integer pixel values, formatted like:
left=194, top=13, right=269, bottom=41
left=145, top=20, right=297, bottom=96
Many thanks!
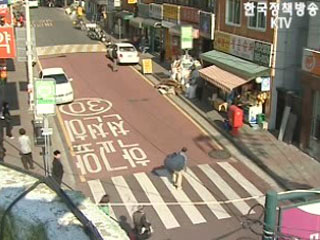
left=199, top=65, right=251, bottom=92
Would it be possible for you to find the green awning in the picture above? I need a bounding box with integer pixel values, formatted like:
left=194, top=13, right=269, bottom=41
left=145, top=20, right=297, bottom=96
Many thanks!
left=200, top=50, right=270, bottom=80
left=116, top=11, right=134, bottom=20
left=129, top=17, right=144, bottom=28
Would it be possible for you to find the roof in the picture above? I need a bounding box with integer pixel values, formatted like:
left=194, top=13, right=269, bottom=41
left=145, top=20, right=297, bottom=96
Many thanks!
left=41, top=68, right=65, bottom=75
left=200, top=50, right=270, bottom=80
left=0, top=164, right=129, bottom=240
left=199, top=65, right=250, bottom=92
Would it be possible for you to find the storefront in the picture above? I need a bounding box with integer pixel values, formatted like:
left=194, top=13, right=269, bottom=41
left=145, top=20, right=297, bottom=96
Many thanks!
left=300, top=48, right=320, bottom=160
left=199, top=11, right=215, bottom=53
left=143, top=3, right=163, bottom=53
left=162, top=4, right=180, bottom=60
left=115, top=11, right=134, bottom=39
left=199, top=32, right=272, bottom=125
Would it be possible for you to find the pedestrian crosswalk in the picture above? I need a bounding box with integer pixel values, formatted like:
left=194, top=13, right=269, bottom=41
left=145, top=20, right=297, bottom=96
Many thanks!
left=88, top=162, right=266, bottom=231
left=36, top=43, right=106, bottom=56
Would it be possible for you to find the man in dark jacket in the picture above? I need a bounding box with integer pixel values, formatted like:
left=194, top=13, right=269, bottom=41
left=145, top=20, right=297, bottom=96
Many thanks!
left=112, top=46, right=118, bottom=72
left=52, top=150, right=64, bottom=186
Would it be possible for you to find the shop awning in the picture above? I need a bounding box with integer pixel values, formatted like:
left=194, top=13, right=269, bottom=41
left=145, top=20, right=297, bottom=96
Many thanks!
left=116, top=11, right=134, bottom=20
left=129, top=17, right=144, bottom=28
left=161, top=21, right=177, bottom=29
left=169, top=25, right=200, bottom=39
left=142, top=18, right=162, bottom=28
left=199, top=65, right=250, bottom=92
left=200, top=50, right=270, bottom=80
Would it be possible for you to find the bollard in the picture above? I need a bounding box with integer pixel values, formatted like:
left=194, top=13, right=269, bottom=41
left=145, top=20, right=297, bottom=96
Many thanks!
left=263, top=190, right=278, bottom=240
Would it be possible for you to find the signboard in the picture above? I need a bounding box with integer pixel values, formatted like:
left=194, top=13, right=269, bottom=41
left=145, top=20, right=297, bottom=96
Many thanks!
left=214, top=31, right=272, bottom=67
left=0, top=27, right=16, bottom=59
left=199, top=11, right=214, bottom=40
left=149, top=3, right=163, bottom=20
left=163, top=4, right=180, bottom=23
left=142, top=59, right=153, bottom=74
left=128, top=0, right=136, bottom=4
left=180, top=6, right=199, bottom=24
left=181, top=26, right=193, bottom=49
left=302, top=48, right=320, bottom=77
left=35, top=79, right=56, bottom=115
left=280, top=202, right=320, bottom=239
left=0, top=4, right=8, bottom=14
left=0, top=1, right=8, bottom=7
left=261, top=77, right=271, bottom=91
left=254, top=41, right=273, bottom=67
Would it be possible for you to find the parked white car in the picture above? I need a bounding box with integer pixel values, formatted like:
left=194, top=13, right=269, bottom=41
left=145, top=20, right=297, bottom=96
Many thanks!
left=39, top=68, right=74, bottom=104
left=107, top=43, right=139, bottom=64
left=29, top=0, right=39, bottom=8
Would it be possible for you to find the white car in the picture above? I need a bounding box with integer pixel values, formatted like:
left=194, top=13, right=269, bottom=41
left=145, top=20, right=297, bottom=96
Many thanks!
left=29, top=0, right=39, bottom=8
left=39, top=68, right=74, bottom=104
left=108, top=43, right=139, bottom=64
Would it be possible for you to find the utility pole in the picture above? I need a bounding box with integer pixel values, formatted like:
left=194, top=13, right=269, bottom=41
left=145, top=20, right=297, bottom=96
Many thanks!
left=25, top=0, right=34, bottom=110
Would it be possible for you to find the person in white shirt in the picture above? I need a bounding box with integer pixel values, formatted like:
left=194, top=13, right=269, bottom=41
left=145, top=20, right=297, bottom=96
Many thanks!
left=18, top=128, right=34, bottom=170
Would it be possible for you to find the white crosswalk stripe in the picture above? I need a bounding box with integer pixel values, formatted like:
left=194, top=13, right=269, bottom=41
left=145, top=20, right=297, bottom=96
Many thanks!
left=217, top=162, right=265, bottom=205
left=134, top=172, right=180, bottom=229
left=184, top=168, right=231, bottom=219
left=87, top=179, right=116, bottom=219
left=112, top=176, right=139, bottom=220
left=198, top=164, right=252, bottom=215
left=156, top=168, right=206, bottom=225
left=87, top=163, right=267, bottom=231
left=36, top=44, right=106, bottom=56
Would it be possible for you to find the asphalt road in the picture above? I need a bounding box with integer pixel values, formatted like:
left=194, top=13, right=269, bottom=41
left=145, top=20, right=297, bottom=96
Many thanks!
left=30, top=7, right=97, bottom=46
left=35, top=7, right=271, bottom=240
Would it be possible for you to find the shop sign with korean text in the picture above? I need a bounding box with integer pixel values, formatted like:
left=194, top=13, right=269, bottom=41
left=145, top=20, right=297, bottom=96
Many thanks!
left=180, top=6, right=199, bottom=24
left=35, top=79, right=56, bottom=115
left=149, top=3, right=163, bottom=20
left=181, top=26, right=193, bottom=49
left=302, top=48, right=320, bottom=76
left=214, top=31, right=273, bottom=67
left=199, top=11, right=214, bottom=40
left=127, top=0, right=136, bottom=4
left=0, top=27, right=16, bottom=59
left=163, top=4, right=180, bottom=23
left=142, top=59, right=153, bottom=74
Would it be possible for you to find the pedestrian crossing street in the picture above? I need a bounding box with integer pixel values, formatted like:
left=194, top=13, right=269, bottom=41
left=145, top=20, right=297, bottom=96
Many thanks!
left=88, top=162, right=266, bottom=230
left=36, top=43, right=106, bottom=56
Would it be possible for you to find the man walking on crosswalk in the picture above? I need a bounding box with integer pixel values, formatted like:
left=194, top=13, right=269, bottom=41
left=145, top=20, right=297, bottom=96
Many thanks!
left=172, top=147, right=188, bottom=190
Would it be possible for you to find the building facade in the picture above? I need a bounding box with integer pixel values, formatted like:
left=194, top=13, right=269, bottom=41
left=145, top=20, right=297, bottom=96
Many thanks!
left=199, top=0, right=274, bottom=125
left=300, top=1, right=320, bottom=160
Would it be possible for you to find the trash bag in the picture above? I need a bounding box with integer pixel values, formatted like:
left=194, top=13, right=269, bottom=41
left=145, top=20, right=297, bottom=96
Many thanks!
left=164, top=153, right=186, bottom=172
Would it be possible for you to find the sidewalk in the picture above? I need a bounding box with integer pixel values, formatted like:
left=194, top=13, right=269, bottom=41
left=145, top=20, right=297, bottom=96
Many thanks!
left=0, top=58, right=76, bottom=189
left=145, top=54, right=320, bottom=191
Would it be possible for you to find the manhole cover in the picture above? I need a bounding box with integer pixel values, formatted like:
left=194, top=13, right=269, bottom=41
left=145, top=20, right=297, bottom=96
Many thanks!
left=208, top=150, right=231, bottom=159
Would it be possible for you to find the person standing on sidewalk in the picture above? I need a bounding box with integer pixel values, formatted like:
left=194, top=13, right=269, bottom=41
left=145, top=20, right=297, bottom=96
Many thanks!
left=52, top=150, right=64, bottom=186
left=172, top=147, right=188, bottom=190
left=18, top=128, right=34, bottom=170
left=1, top=102, right=14, bottom=139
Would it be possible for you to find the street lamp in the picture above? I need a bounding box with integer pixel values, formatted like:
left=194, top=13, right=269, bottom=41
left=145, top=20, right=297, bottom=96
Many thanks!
left=24, top=0, right=34, bottom=111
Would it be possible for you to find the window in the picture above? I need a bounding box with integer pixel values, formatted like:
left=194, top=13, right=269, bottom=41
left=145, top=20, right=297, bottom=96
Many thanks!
left=44, top=74, right=68, bottom=84
left=226, top=0, right=241, bottom=25
left=248, top=1, right=266, bottom=30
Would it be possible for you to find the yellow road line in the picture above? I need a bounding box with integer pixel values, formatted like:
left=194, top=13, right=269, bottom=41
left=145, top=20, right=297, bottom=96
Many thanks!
left=130, top=66, right=223, bottom=150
